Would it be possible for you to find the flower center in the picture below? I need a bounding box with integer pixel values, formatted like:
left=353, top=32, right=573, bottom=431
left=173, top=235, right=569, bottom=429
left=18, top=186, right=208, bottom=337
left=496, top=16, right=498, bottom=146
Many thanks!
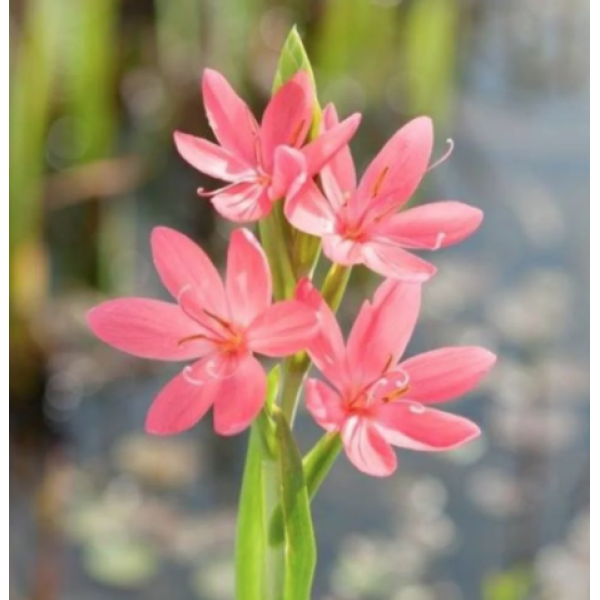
left=346, top=369, right=411, bottom=414
left=218, top=331, right=245, bottom=355
left=177, top=304, right=246, bottom=354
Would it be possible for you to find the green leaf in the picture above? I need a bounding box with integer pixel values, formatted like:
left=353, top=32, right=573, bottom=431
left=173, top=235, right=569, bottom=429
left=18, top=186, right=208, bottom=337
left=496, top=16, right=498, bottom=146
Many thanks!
left=235, top=367, right=281, bottom=600
left=272, top=26, right=317, bottom=93
left=235, top=425, right=267, bottom=600
left=10, top=0, right=63, bottom=253
left=269, top=433, right=343, bottom=546
left=404, top=0, right=458, bottom=121
left=273, top=410, right=317, bottom=600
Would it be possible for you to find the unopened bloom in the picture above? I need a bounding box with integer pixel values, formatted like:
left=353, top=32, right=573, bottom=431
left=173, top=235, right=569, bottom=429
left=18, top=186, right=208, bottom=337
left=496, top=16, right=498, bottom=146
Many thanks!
left=286, top=106, right=483, bottom=281
left=174, top=69, right=361, bottom=222
left=297, top=280, right=496, bottom=476
left=88, top=228, right=318, bottom=436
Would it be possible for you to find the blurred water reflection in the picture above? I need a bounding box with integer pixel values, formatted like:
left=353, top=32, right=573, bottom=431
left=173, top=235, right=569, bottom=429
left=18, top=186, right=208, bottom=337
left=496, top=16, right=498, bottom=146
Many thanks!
left=10, top=0, right=589, bottom=599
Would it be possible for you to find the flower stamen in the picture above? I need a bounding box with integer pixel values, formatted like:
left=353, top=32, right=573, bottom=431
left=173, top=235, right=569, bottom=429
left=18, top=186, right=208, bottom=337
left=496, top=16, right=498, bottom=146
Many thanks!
left=427, top=138, right=455, bottom=172
left=370, top=166, right=390, bottom=198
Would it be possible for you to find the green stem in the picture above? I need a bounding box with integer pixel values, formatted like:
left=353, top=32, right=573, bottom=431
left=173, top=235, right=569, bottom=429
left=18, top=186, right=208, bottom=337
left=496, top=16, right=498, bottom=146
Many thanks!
left=258, top=203, right=296, bottom=301
left=321, top=263, right=352, bottom=311
left=280, top=352, right=311, bottom=424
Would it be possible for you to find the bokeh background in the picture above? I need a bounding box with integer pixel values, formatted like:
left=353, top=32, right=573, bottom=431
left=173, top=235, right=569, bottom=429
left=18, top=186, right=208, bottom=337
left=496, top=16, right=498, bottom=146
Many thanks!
left=9, top=0, right=590, bottom=599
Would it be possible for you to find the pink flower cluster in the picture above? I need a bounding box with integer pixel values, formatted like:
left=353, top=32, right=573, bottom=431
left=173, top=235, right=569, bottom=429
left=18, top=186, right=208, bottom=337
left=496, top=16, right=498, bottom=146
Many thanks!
left=88, top=69, right=495, bottom=476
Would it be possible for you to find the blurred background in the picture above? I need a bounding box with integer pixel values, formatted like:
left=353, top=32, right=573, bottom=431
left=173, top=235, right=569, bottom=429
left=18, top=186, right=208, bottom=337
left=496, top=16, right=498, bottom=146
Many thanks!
left=9, top=0, right=589, bottom=599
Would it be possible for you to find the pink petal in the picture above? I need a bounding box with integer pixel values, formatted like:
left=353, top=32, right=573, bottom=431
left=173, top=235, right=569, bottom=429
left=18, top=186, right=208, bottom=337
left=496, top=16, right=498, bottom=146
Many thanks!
left=270, top=146, right=307, bottom=201
left=261, top=71, right=313, bottom=169
left=145, top=367, right=216, bottom=435
left=151, top=227, right=227, bottom=322
left=361, top=240, right=437, bottom=282
left=355, top=117, right=433, bottom=218
left=400, top=347, right=497, bottom=403
left=342, top=416, right=397, bottom=477
left=320, top=104, right=357, bottom=205
left=212, top=354, right=267, bottom=435
left=302, top=113, right=361, bottom=177
left=346, top=280, right=421, bottom=386
left=183, top=350, right=246, bottom=381
left=226, top=229, right=272, bottom=326
left=210, top=181, right=273, bottom=223
left=246, top=300, right=318, bottom=357
left=305, top=379, right=346, bottom=432
left=375, top=202, right=484, bottom=250
left=284, top=180, right=336, bottom=237
left=88, top=298, right=208, bottom=361
left=202, top=69, right=260, bottom=166
left=295, top=279, right=348, bottom=390
left=375, top=402, right=480, bottom=451
left=173, top=131, right=251, bottom=181
left=322, top=234, right=364, bottom=265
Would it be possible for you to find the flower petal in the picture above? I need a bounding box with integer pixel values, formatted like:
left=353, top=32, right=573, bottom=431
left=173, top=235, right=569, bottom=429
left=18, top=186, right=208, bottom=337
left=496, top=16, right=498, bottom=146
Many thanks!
left=212, top=354, right=267, bottom=435
left=302, top=113, right=361, bottom=177
left=202, top=69, right=260, bottom=165
left=226, top=229, right=272, bottom=326
left=322, top=234, right=364, bottom=265
left=284, top=180, right=336, bottom=237
left=354, top=116, right=433, bottom=219
left=305, top=379, right=346, bottom=432
left=261, top=71, right=313, bottom=169
left=346, top=280, right=421, bottom=385
left=361, top=240, right=437, bottom=282
left=145, top=367, right=216, bottom=435
left=173, top=131, right=251, bottom=181
left=375, top=402, right=480, bottom=451
left=87, top=299, right=209, bottom=361
left=295, top=280, right=348, bottom=390
left=246, top=300, right=318, bottom=357
left=151, top=227, right=227, bottom=321
left=375, top=202, right=484, bottom=250
left=270, top=146, right=307, bottom=201
left=210, top=181, right=273, bottom=223
left=342, top=416, right=397, bottom=477
left=400, top=347, right=497, bottom=403
left=320, top=104, right=357, bottom=205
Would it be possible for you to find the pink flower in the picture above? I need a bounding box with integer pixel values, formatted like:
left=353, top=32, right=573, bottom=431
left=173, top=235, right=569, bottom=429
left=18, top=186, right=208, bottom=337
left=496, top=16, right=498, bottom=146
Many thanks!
left=88, top=227, right=319, bottom=436
left=174, top=69, right=361, bottom=223
left=286, top=106, right=484, bottom=282
left=297, top=280, right=496, bottom=477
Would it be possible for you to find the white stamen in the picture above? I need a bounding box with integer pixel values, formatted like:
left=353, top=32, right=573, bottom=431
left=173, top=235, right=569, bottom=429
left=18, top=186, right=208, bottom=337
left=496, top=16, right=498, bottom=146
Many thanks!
left=182, top=366, right=204, bottom=386
left=394, top=369, right=410, bottom=388
left=177, top=284, right=192, bottom=304
left=427, top=138, right=455, bottom=172
left=432, top=232, right=447, bottom=251
left=197, top=175, right=257, bottom=198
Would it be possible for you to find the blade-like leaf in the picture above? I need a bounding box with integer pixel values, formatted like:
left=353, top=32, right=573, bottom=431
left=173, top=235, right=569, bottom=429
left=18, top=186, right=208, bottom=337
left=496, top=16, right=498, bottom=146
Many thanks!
left=269, top=433, right=342, bottom=546
left=272, top=26, right=317, bottom=93
left=404, top=0, right=458, bottom=121
left=235, top=367, right=281, bottom=600
left=273, top=410, right=317, bottom=600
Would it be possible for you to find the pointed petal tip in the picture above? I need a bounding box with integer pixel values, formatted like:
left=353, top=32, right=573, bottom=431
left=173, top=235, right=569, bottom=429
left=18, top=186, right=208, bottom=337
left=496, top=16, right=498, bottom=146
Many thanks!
left=201, top=67, right=223, bottom=88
